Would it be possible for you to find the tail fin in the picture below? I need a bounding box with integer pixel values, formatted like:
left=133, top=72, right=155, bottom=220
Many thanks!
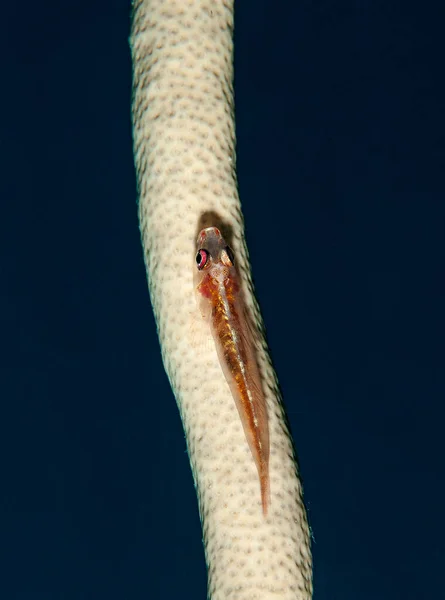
left=260, top=462, right=270, bottom=516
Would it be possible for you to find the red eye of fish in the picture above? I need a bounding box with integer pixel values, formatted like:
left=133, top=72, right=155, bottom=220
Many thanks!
left=196, top=249, right=209, bottom=270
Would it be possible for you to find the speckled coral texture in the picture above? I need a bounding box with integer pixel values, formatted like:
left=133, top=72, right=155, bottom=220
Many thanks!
left=131, top=1, right=312, bottom=597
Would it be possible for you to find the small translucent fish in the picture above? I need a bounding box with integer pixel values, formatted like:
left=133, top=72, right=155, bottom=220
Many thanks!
left=194, top=226, right=270, bottom=515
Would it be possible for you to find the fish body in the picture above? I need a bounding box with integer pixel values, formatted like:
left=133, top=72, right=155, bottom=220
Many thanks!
left=195, top=227, right=270, bottom=514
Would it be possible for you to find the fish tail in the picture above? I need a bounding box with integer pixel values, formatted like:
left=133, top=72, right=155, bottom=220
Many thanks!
left=260, top=461, right=270, bottom=516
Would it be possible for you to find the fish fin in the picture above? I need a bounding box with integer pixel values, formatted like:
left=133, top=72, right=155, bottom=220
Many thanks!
left=260, top=462, right=271, bottom=516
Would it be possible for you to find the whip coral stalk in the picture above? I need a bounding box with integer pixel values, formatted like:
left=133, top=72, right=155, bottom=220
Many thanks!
left=131, top=1, right=312, bottom=597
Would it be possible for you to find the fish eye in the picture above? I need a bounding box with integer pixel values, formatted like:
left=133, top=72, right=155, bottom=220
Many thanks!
left=196, top=249, right=209, bottom=270
left=222, top=245, right=235, bottom=266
